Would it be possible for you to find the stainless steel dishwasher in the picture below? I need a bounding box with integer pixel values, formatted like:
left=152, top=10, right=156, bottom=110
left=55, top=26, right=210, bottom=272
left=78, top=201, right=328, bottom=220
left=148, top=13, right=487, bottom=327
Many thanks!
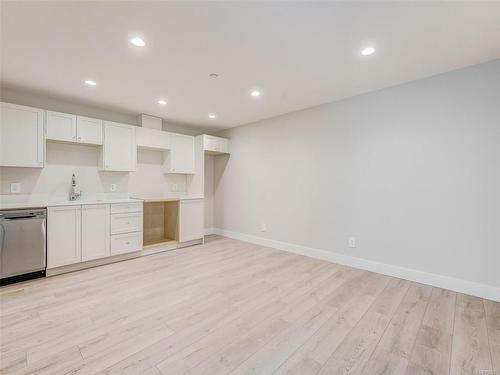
left=0, top=208, right=46, bottom=285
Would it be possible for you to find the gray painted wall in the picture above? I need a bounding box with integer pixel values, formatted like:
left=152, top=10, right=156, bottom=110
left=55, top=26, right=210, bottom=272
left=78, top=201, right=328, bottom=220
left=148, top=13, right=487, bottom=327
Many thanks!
left=214, top=60, right=500, bottom=289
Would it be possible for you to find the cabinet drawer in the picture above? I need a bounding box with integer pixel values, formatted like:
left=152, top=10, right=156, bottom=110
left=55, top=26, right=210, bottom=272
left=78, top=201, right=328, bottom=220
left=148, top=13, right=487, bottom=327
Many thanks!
left=110, top=232, right=142, bottom=255
left=110, top=202, right=143, bottom=214
left=110, top=212, right=143, bottom=234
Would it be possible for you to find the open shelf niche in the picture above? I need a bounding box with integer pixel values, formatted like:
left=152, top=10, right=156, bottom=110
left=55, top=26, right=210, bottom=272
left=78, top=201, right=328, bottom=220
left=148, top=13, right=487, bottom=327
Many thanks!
left=143, top=200, right=179, bottom=248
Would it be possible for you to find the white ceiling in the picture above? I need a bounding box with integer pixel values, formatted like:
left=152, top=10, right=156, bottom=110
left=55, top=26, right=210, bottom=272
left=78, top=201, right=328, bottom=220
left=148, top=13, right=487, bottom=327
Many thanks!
left=1, top=1, right=499, bottom=130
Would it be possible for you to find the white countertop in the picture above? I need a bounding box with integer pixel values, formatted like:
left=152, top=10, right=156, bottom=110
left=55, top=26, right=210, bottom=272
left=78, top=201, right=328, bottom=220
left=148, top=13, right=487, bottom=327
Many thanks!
left=0, top=194, right=143, bottom=210
left=133, top=195, right=204, bottom=202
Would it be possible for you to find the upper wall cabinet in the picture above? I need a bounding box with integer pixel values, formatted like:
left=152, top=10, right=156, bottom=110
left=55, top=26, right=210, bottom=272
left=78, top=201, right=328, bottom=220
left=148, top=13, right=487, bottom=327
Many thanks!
left=100, top=121, right=136, bottom=172
left=46, top=111, right=76, bottom=142
left=164, top=133, right=195, bottom=174
left=0, top=102, right=45, bottom=168
left=136, top=126, right=171, bottom=150
left=46, top=111, right=102, bottom=145
left=202, top=134, right=229, bottom=155
left=76, top=116, right=103, bottom=145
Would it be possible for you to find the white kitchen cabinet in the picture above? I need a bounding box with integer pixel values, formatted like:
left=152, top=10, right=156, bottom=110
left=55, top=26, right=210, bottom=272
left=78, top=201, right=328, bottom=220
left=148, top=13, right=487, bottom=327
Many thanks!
left=203, top=134, right=229, bottom=155
left=111, top=202, right=143, bottom=214
left=136, top=126, right=170, bottom=150
left=46, top=112, right=102, bottom=145
left=110, top=232, right=143, bottom=256
left=100, top=121, right=136, bottom=172
left=77, top=116, right=102, bottom=145
left=0, top=102, right=45, bottom=168
left=110, top=202, right=143, bottom=255
left=81, top=204, right=110, bottom=261
left=110, top=212, right=143, bottom=235
left=179, top=199, right=204, bottom=242
left=47, top=205, right=82, bottom=268
left=164, top=133, right=195, bottom=174
left=46, top=111, right=77, bottom=142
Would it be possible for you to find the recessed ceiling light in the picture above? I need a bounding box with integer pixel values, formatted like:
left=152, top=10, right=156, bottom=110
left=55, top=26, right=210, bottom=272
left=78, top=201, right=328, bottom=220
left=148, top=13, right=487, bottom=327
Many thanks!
left=131, top=37, right=145, bottom=47
left=208, top=114, right=216, bottom=119
left=158, top=99, right=167, bottom=105
left=251, top=90, right=261, bottom=98
left=361, top=47, right=375, bottom=56
left=84, top=79, right=97, bottom=86
left=209, top=73, right=219, bottom=79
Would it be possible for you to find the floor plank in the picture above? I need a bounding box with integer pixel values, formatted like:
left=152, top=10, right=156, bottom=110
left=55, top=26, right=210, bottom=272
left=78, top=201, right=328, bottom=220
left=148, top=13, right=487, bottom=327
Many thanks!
left=0, top=235, right=496, bottom=375
left=484, top=299, right=500, bottom=371
left=450, top=294, right=492, bottom=375
left=360, top=283, right=432, bottom=375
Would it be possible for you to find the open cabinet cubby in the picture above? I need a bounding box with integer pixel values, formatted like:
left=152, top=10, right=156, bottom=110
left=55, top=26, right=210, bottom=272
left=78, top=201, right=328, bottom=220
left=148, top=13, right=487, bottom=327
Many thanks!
left=143, top=200, right=179, bottom=248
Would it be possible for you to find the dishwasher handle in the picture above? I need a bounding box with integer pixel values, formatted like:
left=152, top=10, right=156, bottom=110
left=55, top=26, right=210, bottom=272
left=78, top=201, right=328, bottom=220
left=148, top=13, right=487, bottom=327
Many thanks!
left=1, top=215, right=37, bottom=221
left=0, top=210, right=46, bottom=221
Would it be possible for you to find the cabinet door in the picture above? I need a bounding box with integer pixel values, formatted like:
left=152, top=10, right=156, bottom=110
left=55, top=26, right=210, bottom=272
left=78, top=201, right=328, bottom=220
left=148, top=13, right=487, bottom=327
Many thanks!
left=203, top=135, right=229, bottom=154
left=179, top=199, right=204, bottom=242
left=102, top=121, right=136, bottom=171
left=46, top=111, right=77, bottom=142
left=165, top=133, right=194, bottom=174
left=47, top=206, right=82, bottom=268
left=77, top=116, right=102, bottom=145
left=0, top=102, right=45, bottom=167
left=81, top=204, right=110, bottom=261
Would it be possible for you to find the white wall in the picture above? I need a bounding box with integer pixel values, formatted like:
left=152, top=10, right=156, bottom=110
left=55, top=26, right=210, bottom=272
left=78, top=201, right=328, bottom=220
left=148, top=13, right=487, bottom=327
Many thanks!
left=0, top=143, right=187, bottom=197
left=214, top=60, right=500, bottom=295
left=204, top=155, right=215, bottom=230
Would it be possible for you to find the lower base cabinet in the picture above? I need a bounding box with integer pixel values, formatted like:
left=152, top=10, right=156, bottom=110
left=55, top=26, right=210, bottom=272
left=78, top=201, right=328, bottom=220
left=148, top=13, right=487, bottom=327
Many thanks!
left=81, top=204, right=110, bottom=261
left=111, top=232, right=143, bottom=256
left=47, top=203, right=143, bottom=269
left=47, top=206, right=82, bottom=268
left=179, top=199, right=204, bottom=242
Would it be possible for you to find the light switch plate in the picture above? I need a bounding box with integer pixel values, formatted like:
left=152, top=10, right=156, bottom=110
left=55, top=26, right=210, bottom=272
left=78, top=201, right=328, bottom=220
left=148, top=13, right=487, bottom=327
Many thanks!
left=110, top=184, right=117, bottom=192
left=348, top=237, right=356, bottom=248
left=10, top=183, right=21, bottom=193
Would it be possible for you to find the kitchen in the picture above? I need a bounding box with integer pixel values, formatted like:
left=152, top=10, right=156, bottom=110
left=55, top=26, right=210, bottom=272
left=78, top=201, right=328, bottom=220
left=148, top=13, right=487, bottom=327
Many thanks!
left=0, top=102, right=229, bottom=282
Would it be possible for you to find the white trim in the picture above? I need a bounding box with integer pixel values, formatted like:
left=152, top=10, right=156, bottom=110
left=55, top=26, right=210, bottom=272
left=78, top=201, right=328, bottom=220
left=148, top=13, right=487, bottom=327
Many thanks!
left=204, top=227, right=215, bottom=235
left=214, top=228, right=500, bottom=302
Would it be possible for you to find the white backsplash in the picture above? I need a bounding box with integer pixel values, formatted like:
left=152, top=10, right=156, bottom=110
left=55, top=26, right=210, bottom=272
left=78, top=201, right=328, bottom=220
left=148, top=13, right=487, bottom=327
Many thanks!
left=0, top=142, right=187, bottom=199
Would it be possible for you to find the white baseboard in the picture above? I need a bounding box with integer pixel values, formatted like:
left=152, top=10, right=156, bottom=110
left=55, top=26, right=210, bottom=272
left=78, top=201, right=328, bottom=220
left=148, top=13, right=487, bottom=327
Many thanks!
left=204, top=227, right=215, bottom=235
left=213, top=228, right=500, bottom=302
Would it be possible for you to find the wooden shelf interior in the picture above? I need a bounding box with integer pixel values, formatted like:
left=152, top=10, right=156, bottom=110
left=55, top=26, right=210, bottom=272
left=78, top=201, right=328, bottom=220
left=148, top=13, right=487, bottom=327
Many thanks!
left=143, top=201, right=179, bottom=247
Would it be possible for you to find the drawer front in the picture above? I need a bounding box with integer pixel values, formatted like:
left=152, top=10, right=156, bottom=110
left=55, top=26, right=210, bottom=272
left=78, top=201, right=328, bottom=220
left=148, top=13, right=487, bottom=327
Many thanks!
left=110, top=212, right=143, bottom=234
left=110, top=202, right=143, bottom=214
left=110, top=232, right=142, bottom=255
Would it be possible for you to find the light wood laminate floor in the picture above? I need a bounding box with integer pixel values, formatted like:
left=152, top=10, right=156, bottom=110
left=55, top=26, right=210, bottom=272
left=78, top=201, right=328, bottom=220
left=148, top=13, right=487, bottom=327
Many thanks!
left=1, top=236, right=499, bottom=375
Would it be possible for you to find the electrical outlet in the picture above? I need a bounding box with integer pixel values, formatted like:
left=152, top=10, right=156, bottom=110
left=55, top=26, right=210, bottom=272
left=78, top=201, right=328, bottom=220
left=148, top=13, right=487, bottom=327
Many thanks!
left=110, top=184, right=117, bottom=192
left=172, top=183, right=178, bottom=192
left=348, top=237, right=356, bottom=248
left=260, top=223, right=267, bottom=232
left=10, top=183, right=21, bottom=193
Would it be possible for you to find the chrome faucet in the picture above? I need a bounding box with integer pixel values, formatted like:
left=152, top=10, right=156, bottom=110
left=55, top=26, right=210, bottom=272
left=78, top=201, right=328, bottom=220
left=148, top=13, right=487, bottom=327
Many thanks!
left=69, top=173, right=82, bottom=201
